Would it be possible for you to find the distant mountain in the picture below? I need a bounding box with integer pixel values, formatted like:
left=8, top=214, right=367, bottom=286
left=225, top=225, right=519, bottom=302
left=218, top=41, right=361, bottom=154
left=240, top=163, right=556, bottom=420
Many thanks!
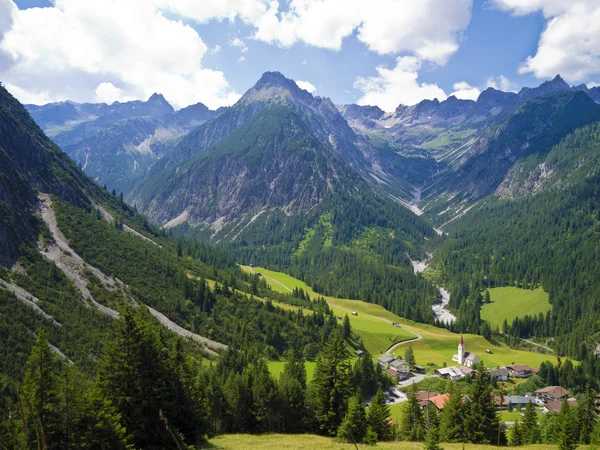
left=128, top=72, right=423, bottom=233
left=341, top=75, right=600, bottom=161
left=420, top=91, right=600, bottom=226
left=26, top=95, right=222, bottom=192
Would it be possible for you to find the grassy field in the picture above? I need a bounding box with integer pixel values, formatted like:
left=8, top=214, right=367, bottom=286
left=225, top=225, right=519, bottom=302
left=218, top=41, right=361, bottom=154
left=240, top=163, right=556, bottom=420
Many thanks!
left=268, top=361, right=317, bottom=384
left=240, top=265, right=417, bottom=355
left=208, top=434, right=571, bottom=449
left=240, top=266, right=555, bottom=369
left=481, top=287, right=551, bottom=329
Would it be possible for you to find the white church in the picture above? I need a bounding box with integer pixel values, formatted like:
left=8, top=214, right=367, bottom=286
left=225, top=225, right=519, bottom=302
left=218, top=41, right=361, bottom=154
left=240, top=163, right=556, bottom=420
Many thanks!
left=452, top=335, right=480, bottom=367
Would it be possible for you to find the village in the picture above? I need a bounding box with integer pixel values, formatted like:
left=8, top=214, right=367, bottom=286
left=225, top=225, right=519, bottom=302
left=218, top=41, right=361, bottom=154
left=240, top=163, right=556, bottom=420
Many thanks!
left=373, top=335, right=600, bottom=421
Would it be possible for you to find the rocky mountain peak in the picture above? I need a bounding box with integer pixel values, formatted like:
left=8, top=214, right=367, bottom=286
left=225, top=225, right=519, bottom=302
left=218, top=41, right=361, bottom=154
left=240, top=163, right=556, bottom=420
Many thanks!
left=148, top=92, right=169, bottom=105
left=239, top=71, right=313, bottom=105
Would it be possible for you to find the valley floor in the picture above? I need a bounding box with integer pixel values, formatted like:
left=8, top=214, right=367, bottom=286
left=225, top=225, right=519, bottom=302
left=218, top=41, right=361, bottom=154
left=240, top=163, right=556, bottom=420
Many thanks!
left=241, top=266, right=555, bottom=368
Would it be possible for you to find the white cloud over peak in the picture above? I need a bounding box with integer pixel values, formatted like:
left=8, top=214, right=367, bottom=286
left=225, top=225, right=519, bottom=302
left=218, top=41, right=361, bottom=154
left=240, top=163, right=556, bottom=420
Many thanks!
left=296, top=80, right=316, bottom=93
left=251, top=0, right=472, bottom=65
left=484, top=75, right=518, bottom=92
left=492, top=0, right=600, bottom=82
left=449, top=81, right=480, bottom=101
left=0, top=0, right=240, bottom=109
left=354, top=57, right=448, bottom=111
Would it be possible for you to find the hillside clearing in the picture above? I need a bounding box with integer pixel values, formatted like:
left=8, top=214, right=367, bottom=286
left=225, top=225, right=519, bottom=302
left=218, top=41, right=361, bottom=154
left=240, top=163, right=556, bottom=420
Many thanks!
left=481, top=287, right=551, bottom=329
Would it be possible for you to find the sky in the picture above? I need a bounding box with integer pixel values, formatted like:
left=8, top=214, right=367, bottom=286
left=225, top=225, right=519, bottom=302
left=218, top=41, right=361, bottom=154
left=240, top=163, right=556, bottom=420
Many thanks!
left=0, top=0, right=599, bottom=112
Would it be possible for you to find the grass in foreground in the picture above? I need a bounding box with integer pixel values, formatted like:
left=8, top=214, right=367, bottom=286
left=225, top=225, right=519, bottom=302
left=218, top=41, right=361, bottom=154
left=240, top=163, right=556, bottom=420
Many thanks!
left=207, top=434, right=570, bottom=449
left=241, top=266, right=555, bottom=369
left=481, top=287, right=551, bottom=329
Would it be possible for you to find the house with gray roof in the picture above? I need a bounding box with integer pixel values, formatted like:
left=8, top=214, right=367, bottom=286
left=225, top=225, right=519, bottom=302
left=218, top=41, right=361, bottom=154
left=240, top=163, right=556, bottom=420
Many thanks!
left=377, top=354, right=394, bottom=368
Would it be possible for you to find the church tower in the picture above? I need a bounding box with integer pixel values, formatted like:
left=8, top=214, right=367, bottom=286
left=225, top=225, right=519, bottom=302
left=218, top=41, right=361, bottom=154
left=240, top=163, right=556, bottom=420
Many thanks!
left=458, top=334, right=465, bottom=365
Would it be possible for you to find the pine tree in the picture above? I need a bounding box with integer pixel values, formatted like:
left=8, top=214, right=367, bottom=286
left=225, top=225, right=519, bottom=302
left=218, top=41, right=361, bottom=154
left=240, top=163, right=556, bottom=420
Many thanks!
left=311, top=329, right=353, bottom=435
left=279, top=351, right=308, bottom=433
left=337, top=394, right=367, bottom=445
left=99, top=309, right=173, bottom=449
left=403, top=385, right=424, bottom=441
left=342, top=315, right=351, bottom=338
left=367, top=388, right=391, bottom=441
left=353, top=349, right=377, bottom=396
left=557, top=398, right=578, bottom=450
left=463, top=366, right=501, bottom=444
left=521, top=400, right=540, bottom=444
left=439, top=385, right=465, bottom=443
left=405, top=345, right=416, bottom=369
left=250, top=360, right=280, bottom=432
left=424, top=423, right=443, bottom=450
left=510, top=420, right=523, bottom=446
left=22, top=329, right=61, bottom=449
left=577, top=385, right=598, bottom=444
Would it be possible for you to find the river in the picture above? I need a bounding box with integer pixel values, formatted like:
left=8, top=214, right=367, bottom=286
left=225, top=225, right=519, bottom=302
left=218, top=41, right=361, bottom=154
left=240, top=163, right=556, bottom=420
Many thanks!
left=410, top=255, right=456, bottom=325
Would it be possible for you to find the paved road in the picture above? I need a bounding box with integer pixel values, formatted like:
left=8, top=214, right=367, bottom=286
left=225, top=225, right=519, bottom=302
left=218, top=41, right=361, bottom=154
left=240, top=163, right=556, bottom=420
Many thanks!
left=396, top=374, right=428, bottom=388
left=521, top=338, right=554, bottom=353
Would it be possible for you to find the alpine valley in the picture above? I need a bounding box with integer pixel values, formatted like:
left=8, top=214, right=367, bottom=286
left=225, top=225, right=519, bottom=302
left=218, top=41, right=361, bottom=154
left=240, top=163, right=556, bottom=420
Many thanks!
left=1, top=68, right=600, bottom=448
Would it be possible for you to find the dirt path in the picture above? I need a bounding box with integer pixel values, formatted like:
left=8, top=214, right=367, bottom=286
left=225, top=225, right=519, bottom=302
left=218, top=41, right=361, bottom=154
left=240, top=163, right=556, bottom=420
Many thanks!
left=246, top=267, right=292, bottom=292
left=521, top=338, right=554, bottom=353
left=0, top=278, right=60, bottom=326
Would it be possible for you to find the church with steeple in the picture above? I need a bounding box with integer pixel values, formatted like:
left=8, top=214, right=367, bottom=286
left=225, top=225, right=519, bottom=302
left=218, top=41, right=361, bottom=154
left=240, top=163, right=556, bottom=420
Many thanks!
left=452, top=335, right=480, bottom=367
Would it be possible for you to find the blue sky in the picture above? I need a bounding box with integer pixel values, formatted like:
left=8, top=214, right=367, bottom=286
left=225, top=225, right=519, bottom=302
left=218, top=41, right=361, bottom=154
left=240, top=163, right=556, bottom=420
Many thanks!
left=2, top=1, right=599, bottom=111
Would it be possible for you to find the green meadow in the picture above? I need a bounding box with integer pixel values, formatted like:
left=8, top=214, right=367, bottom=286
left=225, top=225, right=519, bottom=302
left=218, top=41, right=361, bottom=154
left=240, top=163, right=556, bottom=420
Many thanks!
left=208, top=434, right=574, bottom=449
left=240, top=266, right=555, bottom=369
left=481, top=287, right=552, bottom=329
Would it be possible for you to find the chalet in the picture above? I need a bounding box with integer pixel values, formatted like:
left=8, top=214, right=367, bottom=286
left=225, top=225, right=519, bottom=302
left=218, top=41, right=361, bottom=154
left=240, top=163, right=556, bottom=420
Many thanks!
left=377, top=355, right=394, bottom=368
left=536, top=386, right=569, bottom=402
left=389, top=359, right=411, bottom=373
left=542, top=399, right=578, bottom=414
left=415, top=391, right=439, bottom=408
left=355, top=350, right=365, bottom=357
left=385, top=368, right=410, bottom=382
left=507, top=364, right=533, bottom=378
left=488, top=368, right=510, bottom=381
left=436, top=366, right=464, bottom=381
left=452, top=335, right=480, bottom=367
left=495, top=395, right=533, bottom=410
left=428, top=393, right=451, bottom=410
left=352, top=311, right=358, bottom=316
left=458, top=366, right=475, bottom=378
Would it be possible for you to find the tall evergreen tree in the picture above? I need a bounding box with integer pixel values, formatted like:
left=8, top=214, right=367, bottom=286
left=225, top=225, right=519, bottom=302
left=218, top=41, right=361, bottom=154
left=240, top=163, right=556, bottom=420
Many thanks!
left=521, top=400, right=540, bottom=444
left=99, top=309, right=173, bottom=449
left=342, top=315, right=351, bottom=339
left=405, top=345, right=416, bottom=369
left=279, top=351, right=308, bottom=433
left=311, top=329, right=353, bottom=435
left=22, top=330, right=61, bottom=450
left=463, top=366, right=501, bottom=444
left=557, top=398, right=578, bottom=450
left=510, top=421, right=524, bottom=446
left=367, top=388, right=391, bottom=441
left=577, top=385, right=598, bottom=444
left=337, top=394, right=367, bottom=445
left=439, top=385, right=465, bottom=443
left=403, top=385, right=424, bottom=441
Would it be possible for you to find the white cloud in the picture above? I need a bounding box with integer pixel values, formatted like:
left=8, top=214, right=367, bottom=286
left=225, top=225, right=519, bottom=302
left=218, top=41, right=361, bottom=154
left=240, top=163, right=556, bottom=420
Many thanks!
left=252, top=0, right=472, bottom=65
left=449, top=81, right=480, bottom=100
left=492, top=0, right=600, bottom=82
left=238, top=56, right=246, bottom=62
left=296, top=80, right=316, bottom=93
left=211, top=44, right=222, bottom=54
left=354, top=56, right=447, bottom=111
left=230, top=37, right=248, bottom=53
left=484, top=74, right=518, bottom=92
left=95, top=82, right=124, bottom=104
left=0, top=0, right=240, bottom=109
